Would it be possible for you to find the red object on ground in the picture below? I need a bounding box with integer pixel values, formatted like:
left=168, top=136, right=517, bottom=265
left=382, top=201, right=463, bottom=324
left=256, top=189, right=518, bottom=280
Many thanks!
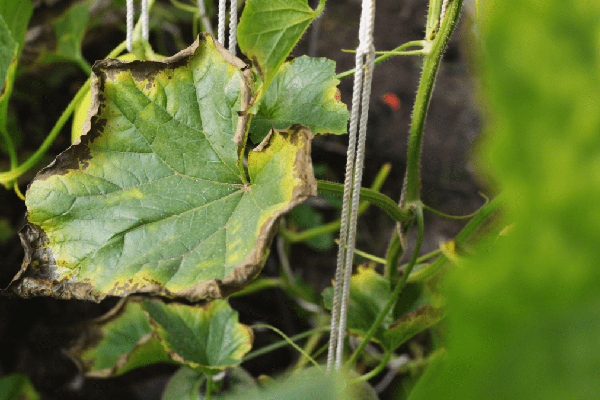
left=383, top=92, right=401, bottom=110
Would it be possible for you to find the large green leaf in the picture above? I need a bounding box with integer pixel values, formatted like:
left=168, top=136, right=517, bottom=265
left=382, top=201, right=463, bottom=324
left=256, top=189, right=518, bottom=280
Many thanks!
left=0, top=374, right=40, bottom=400
left=69, top=300, right=173, bottom=377
left=143, top=300, right=253, bottom=374
left=410, top=1, right=600, bottom=399
left=249, top=56, right=349, bottom=143
left=8, top=34, right=317, bottom=302
left=323, top=266, right=395, bottom=345
left=237, top=0, right=324, bottom=103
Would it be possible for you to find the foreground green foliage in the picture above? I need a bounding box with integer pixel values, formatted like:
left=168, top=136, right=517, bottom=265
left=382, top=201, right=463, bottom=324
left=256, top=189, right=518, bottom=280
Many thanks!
left=409, top=1, right=600, bottom=398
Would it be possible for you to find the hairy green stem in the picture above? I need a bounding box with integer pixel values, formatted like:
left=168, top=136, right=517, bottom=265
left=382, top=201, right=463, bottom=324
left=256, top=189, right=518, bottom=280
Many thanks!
left=402, top=0, right=463, bottom=204
left=317, top=180, right=413, bottom=223
left=346, top=205, right=424, bottom=368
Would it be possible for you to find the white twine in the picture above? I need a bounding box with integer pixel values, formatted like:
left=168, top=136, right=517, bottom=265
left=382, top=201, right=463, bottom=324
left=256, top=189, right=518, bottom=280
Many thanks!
left=218, top=0, right=226, bottom=45
left=328, top=0, right=376, bottom=371
left=197, top=0, right=214, bottom=36
left=142, top=0, right=149, bottom=40
left=126, top=0, right=134, bottom=51
left=229, top=0, right=238, bottom=55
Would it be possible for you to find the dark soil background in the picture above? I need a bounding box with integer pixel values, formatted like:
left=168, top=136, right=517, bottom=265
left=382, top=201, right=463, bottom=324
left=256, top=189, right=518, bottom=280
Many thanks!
left=0, top=0, right=485, bottom=398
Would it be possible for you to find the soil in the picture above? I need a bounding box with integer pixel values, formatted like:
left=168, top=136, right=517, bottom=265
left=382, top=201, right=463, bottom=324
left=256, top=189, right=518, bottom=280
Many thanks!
left=0, top=0, right=486, bottom=399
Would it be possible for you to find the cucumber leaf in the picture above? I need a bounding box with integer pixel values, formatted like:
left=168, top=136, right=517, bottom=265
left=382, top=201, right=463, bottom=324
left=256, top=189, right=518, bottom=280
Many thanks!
left=69, top=300, right=173, bottom=378
left=249, top=56, right=349, bottom=143
left=143, top=300, right=253, bottom=374
left=383, top=305, right=445, bottom=352
left=237, top=0, right=324, bottom=103
left=69, top=299, right=252, bottom=377
left=7, top=34, right=317, bottom=302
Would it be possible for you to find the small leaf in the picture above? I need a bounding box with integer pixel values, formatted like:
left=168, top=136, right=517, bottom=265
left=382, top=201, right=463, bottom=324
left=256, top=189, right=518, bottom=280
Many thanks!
left=323, top=266, right=395, bottom=344
left=0, top=374, right=40, bottom=400
left=249, top=56, right=349, bottom=143
left=69, top=300, right=173, bottom=378
left=143, top=299, right=253, bottom=374
left=383, top=305, right=445, bottom=352
left=237, top=0, right=322, bottom=100
left=8, top=34, right=317, bottom=302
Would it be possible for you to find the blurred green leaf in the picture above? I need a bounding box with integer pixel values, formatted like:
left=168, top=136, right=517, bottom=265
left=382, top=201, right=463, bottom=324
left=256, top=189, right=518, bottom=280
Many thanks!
left=224, top=368, right=357, bottom=400
left=249, top=56, right=348, bottom=143
left=0, top=374, right=40, bottom=400
left=162, top=366, right=259, bottom=400
left=410, top=1, right=600, bottom=399
left=9, top=35, right=316, bottom=302
left=143, top=300, right=253, bottom=374
left=70, top=300, right=173, bottom=377
left=323, top=266, right=395, bottom=344
left=161, top=366, right=205, bottom=400
left=237, top=0, right=323, bottom=104
left=51, top=0, right=91, bottom=62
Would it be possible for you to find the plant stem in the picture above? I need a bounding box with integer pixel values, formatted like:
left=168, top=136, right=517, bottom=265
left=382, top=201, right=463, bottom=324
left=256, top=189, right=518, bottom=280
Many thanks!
left=402, top=0, right=463, bottom=204
left=354, top=350, right=392, bottom=383
left=205, top=374, right=213, bottom=400
left=422, top=194, right=489, bottom=220
left=317, top=180, right=413, bottom=223
left=280, top=163, right=391, bottom=243
left=228, top=277, right=283, bottom=297
left=249, top=324, right=324, bottom=370
left=334, top=239, right=387, bottom=265
left=243, top=326, right=330, bottom=362
left=336, top=40, right=426, bottom=80
left=346, top=204, right=424, bottom=368
left=406, top=194, right=503, bottom=282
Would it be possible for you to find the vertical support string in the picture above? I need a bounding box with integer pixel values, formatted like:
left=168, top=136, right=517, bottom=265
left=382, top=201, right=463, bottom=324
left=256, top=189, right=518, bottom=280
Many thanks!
left=218, top=0, right=226, bottom=46
left=126, top=0, right=134, bottom=52
left=229, top=0, right=238, bottom=55
left=328, top=0, right=376, bottom=371
left=327, top=48, right=364, bottom=372
left=141, top=0, right=149, bottom=40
